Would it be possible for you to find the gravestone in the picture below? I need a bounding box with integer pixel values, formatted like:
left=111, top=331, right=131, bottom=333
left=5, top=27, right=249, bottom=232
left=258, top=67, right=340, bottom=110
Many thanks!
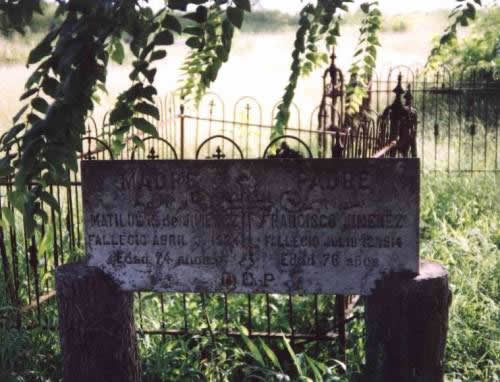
left=81, top=159, right=419, bottom=295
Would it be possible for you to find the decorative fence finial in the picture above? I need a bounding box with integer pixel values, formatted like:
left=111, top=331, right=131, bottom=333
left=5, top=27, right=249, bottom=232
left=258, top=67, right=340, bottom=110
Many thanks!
left=404, top=84, right=414, bottom=107
left=401, top=84, right=418, bottom=158
left=393, top=73, right=405, bottom=105
left=332, top=129, right=344, bottom=159
left=378, top=73, right=419, bottom=158
left=318, top=49, right=345, bottom=158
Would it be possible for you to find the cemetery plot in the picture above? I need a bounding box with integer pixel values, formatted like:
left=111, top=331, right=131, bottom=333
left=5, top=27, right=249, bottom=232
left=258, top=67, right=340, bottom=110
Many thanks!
left=82, top=159, right=419, bottom=295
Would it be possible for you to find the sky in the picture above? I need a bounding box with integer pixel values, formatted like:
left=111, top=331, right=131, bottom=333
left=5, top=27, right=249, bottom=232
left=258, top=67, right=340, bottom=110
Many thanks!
left=145, top=0, right=496, bottom=14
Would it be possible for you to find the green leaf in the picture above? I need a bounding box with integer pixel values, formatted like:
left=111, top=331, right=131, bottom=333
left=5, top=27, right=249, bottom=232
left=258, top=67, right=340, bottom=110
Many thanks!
left=184, top=27, right=204, bottom=36
left=7, top=190, right=25, bottom=211
left=238, top=326, right=265, bottom=367
left=111, top=138, right=126, bottom=156
left=132, top=135, right=145, bottom=151
left=186, top=37, right=202, bottom=49
left=12, top=104, right=29, bottom=124
left=112, top=124, right=130, bottom=136
left=227, top=7, right=244, bottom=29
left=110, top=103, right=133, bottom=124
left=41, top=77, right=59, bottom=98
left=135, top=102, right=160, bottom=120
left=1, top=207, right=16, bottom=228
left=163, top=14, right=182, bottom=34
left=283, top=335, right=303, bottom=376
left=305, top=355, right=322, bottom=381
left=184, top=6, right=208, bottom=23
left=258, top=339, right=281, bottom=370
left=0, top=153, right=14, bottom=177
left=367, top=35, right=380, bottom=45
left=31, top=97, right=49, bottom=114
left=366, top=45, right=377, bottom=57
left=132, top=117, right=158, bottom=137
left=168, top=0, right=188, bottom=11
left=111, top=40, right=125, bottom=65
left=39, top=191, right=60, bottom=212
left=25, top=71, right=42, bottom=89
left=222, top=18, right=234, bottom=43
left=360, top=2, right=370, bottom=13
left=139, top=86, right=157, bottom=102
left=154, top=30, right=174, bottom=46
left=440, top=33, right=454, bottom=45
left=2, top=124, right=25, bottom=145
left=67, top=150, right=78, bottom=173
left=20, top=88, right=38, bottom=101
left=27, top=29, right=57, bottom=65
left=364, top=55, right=375, bottom=67
left=332, top=358, right=347, bottom=372
left=464, top=3, right=476, bottom=19
left=38, top=224, right=54, bottom=257
left=150, top=50, right=167, bottom=62
left=234, top=0, right=251, bottom=12
left=142, top=68, right=157, bottom=84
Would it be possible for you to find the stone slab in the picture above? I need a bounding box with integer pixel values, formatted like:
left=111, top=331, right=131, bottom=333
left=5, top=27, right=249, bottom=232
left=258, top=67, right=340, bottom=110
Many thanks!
left=82, top=159, right=419, bottom=295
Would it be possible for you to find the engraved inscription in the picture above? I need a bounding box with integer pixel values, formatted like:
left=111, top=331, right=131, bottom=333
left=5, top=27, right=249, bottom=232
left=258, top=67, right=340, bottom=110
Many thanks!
left=82, top=159, right=419, bottom=295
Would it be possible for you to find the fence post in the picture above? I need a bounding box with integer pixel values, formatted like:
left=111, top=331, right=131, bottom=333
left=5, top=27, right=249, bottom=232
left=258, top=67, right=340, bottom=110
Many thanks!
left=55, top=262, right=140, bottom=382
left=180, top=102, right=185, bottom=160
left=364, top=260, right=452, bottom=382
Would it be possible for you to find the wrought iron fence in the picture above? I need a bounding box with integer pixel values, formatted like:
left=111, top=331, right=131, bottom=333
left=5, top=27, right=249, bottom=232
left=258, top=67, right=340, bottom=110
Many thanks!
left=85, top=65, right=498, bottom=171
left=0, top=65, right=498, bottom=362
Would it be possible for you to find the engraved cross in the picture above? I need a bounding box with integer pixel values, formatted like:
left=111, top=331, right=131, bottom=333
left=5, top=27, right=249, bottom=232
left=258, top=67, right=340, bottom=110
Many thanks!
left=226, top=174, right=273, bottom=269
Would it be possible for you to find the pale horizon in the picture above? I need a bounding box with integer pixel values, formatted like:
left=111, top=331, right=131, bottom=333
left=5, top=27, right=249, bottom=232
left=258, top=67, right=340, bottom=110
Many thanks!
left=142, top=0, right=497, bottom=15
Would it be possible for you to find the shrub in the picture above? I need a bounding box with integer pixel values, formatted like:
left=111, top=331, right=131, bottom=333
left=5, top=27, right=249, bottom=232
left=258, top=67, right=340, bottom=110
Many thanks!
left=430, top=6, right=500, bottom=79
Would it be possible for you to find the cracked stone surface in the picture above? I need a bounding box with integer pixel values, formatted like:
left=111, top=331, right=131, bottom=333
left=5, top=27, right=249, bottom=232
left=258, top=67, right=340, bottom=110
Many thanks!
left=82, top=159, right=419, bottom=295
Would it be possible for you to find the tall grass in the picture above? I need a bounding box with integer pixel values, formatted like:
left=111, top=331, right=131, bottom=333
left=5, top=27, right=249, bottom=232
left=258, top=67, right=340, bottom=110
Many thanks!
left=420, top=175, right=499, bottom=381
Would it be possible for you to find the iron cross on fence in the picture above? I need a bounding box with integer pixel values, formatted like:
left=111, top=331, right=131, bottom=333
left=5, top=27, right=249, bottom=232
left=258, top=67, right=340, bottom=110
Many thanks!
left=147, top=147, right=160, bottom=160
left=212, top=146, right=226, bottom=160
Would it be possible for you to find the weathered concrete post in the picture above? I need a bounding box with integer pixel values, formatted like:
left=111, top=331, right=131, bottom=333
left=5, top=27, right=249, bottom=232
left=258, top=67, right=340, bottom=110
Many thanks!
left=365, top=260, right=452, bottom=382
left=55, top=262, right=140, bottom=382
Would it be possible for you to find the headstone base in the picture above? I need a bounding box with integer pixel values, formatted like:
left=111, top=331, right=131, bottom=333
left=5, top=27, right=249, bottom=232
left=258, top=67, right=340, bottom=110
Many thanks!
left=365, top=260, right=452, bottom=382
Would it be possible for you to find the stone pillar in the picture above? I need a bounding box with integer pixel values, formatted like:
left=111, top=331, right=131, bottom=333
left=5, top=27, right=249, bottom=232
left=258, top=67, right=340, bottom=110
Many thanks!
left=56, top=262, right=140, bottom=382
left=365, top=260, right=452, bottom=382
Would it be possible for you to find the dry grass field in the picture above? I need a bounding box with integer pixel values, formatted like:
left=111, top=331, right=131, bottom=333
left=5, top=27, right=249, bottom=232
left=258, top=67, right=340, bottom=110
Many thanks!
left=0, top=11, right=450, bottom=134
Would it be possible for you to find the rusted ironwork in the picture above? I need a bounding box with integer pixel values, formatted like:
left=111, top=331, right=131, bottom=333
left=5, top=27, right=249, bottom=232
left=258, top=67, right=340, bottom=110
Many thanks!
left=80, top=137, right=114, bottom=161
left=377, top=73, right=419, bottom=158
left=266, top=141, right=304, bottom=159
left=404, top=85, right=418, bottom=158
left=195, top=135, right=244, bottom=159
left=212, top=146, right=226, bottom=160
left=130, top=137, right=178, bottom=160
left=263, top=135, right=313, bottom=159
left=318, top=51, right=345, bottom=158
